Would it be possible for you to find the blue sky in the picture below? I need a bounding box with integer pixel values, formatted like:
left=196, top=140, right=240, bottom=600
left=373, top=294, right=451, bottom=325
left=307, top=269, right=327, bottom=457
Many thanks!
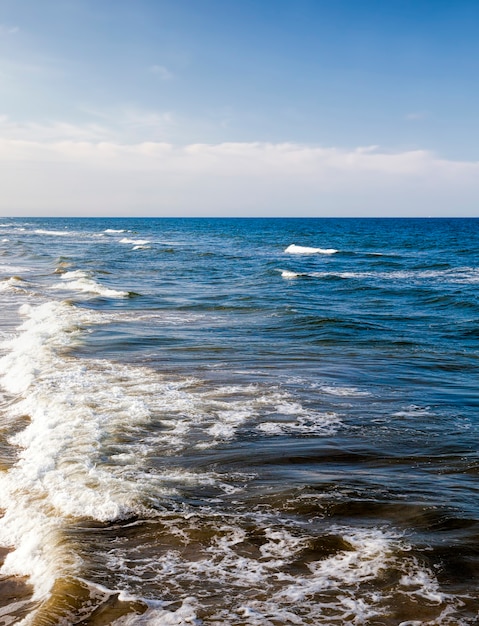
left=0, top=0, right=478, bottom=216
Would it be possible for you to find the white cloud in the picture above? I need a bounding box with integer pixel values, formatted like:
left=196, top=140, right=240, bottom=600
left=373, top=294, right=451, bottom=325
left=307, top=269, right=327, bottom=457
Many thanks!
left=0, top=131, right=477, bottom=216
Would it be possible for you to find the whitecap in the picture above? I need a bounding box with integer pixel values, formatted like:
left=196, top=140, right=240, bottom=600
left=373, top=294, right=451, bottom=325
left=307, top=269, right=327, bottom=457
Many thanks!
left=34, top=229, right=74, bottom=237
left=0, top=264, right=31, bottom=273
left=120, top=238, right=150, bottom=246
left=281, top=270, right=302, bottom=279
left=52, top=269, right=130, bottom=298
left=285, top=244, right=338, bottom=255
left=0, top=302, right=177, bottom=595
left=0, top=276, right=26, bottom=293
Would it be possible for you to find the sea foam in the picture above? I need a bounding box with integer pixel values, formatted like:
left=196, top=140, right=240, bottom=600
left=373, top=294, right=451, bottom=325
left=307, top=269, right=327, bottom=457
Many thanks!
left=100, top=517, right=453, bottom=626
left=0, top=300, right=342, bottom=605
left=34, top=229, right=74, bottom=237
left=0, top=301, right=171, bottom=596
left=120, top=238, right=150, bottom=246
left=53, top=269, right=130, bottom=298
left=285, top=244, right=338, bottom=255
left=0, top=276, right=26, bottom=292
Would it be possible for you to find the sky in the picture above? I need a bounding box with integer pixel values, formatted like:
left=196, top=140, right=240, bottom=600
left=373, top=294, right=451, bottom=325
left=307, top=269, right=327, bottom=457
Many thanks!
left=0, top=0, right=478, bottom=217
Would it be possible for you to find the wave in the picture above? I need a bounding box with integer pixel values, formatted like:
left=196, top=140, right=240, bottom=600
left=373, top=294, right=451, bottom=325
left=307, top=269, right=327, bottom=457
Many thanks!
left=0, top=300, right=344, bottom=617
left=279, top=267, right=479, bottom=284
left=0, top=265, right=31, bottom=274
left=0, top=301, right=216, bottom=600
left=0, top=276, right=27, bottom=293
left=52, top=269, right=131, bottom=298
left=105, top=229, right=127, bottom=233
left=280, top=270, right=304, bottom=279
left=34, top=229, right=75, bottom=237
left=32, top=229, right=108, bottom=241
left=102, top=311, right=210, bottom=326
left=318, top=385, right=371, bottom=397
left=120, top=238, right=150, bottom=246
left=285, top=244, right=338, bottom=255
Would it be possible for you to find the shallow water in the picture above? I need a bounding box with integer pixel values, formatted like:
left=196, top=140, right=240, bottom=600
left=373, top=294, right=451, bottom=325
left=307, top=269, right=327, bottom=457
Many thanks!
left=0, top=217, right=478, bottom=625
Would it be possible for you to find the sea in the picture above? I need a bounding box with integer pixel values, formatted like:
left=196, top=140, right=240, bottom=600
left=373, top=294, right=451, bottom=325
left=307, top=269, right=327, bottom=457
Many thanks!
left=0, top=217, right=478, bottom=626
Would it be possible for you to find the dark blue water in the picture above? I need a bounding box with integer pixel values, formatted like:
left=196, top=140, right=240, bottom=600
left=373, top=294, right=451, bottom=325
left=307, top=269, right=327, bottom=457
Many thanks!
left=0, top=218, right=478, bottom=625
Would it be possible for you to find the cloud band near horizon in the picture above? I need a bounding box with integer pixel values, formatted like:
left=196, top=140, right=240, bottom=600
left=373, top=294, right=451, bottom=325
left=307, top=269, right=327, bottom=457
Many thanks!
left=1, top=136, right=478, bottom=216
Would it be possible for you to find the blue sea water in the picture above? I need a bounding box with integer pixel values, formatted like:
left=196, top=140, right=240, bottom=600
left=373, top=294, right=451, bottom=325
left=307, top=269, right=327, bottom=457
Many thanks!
left=0, top=217, right=478, bottom=625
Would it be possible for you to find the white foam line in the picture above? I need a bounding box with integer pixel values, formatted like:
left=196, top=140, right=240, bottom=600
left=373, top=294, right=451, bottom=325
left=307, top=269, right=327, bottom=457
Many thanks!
left=285, top=244, right=338, bottom=255
left=34, top=229, right=75, bottom=237
left=0, top=302, right=160, bottom=596
left=319, top=385, right=371, bottom=397
left=279, top=267, right=479, bottom=284
left=120, top=238, right=150, bottom=246
left=280, top=270, right=303, bottom=279
left=0, top=265, right=31, bottom=273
